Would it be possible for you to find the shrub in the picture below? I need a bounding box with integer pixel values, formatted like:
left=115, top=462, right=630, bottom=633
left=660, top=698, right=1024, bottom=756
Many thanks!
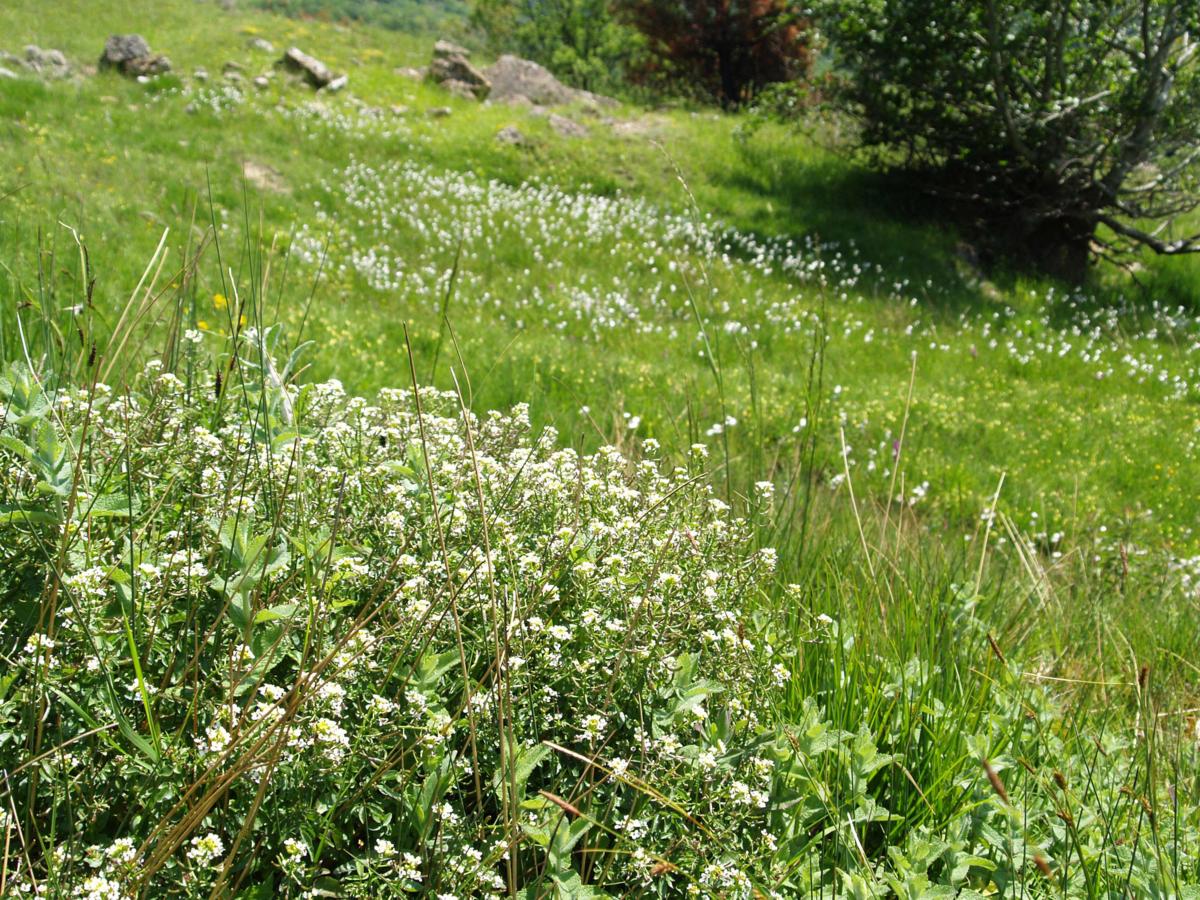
left=0, top=329, right=798, bottom=895
left=617, top=0, right=812, bottom=107
left=819, top=0, right=1200, bottom=283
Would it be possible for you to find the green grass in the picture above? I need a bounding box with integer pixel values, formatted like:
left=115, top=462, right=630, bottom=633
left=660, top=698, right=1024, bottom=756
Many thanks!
left=2, top=1, right=1197, bottom=555
left=1, top=0, right=1199, bottom=893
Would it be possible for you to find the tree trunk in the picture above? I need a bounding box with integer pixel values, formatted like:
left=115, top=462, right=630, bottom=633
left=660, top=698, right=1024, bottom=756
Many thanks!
left=1021, top=212, right=1096, bottom=285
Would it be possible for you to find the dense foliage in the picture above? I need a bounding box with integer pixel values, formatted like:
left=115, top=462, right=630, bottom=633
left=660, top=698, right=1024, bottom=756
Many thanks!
left=468, top=0, right=637, bottom=93
left=820, top=0, right=1200, bottom=281
left=618, top=0, right=811, bottom=106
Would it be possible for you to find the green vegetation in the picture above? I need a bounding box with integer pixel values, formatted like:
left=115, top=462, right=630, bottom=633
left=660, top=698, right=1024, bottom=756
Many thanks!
left=1, top=0, right=1198, bottom=896
left=820, top=0, right=1200, bottom=283
left=470, top=0, right=636, bottom=93
left=259, top=0, right=469, bottom=35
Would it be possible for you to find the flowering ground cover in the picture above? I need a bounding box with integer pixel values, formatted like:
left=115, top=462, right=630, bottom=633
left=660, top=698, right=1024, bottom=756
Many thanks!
left=1, top=0, right=1198, bottom=896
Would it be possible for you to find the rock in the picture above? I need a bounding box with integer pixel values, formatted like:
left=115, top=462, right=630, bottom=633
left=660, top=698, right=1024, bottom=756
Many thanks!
left=427, top=106, right=452, bottom=118
left=24, top=46, right=71, bottom=77
left=0, top=66, right=18, bottom=80
left=224, top=71, right=243, bottom=84
left=326, top=74, right=348, bottom=92
left=100, top=34, right=150, bottom=67
left=394, top=66, right=425, bottom=80
left=432, top=39, right=470, bottom=60
left=485, top=54, right=615, bottom=110
left=609, top=115, right=665, bottom=139
left=99, top=34, right=171, bottom=77
left=223, top=60, right=244, bottom=74
left=280, top=47, right=339, bottom=89
left=427, top=38, right=489, bottom=100
left=247, top=37, right=275, bottom=53
left=253, top=75, right=270, bottom=89
left=194, top=66, right=209, bottom=82
left=443, top=78, right=480, bottom=100
left=124, top=54, right=172, bottom=77
left=548, top=113, right=588, bottom=138
left=496, top=125, right=527, bottom=146
left=243, top=160, right=288, bottom=194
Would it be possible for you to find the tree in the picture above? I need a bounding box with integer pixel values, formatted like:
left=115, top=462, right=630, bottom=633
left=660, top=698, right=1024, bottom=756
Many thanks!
left=469, top=0, right=636, bottom=93
left=821, top=0, right=1200, bottom=282
left=618, top=0, right=812, bottom=107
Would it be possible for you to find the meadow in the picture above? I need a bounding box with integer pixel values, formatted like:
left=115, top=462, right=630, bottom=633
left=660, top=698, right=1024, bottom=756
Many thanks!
left=1, top=0, right=1198, bottom=896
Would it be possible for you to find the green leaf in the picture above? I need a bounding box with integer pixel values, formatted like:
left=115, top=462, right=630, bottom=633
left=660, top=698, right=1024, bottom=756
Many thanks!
left=0, top=504, right=60, bottom=525
left=253, top=603, right=299, bottom=624
left=0, top=433, right=33, bottom=461
left=87, top=493, right=140, bottom=518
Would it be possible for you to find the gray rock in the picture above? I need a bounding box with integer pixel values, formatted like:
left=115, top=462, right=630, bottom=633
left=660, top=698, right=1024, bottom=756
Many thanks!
left=428, top=49, right=490, bottom=100
left=485, top=54, right=615, bottom=109
left=496, top=125, right=527, bottom=146
left=223, top=60, right=245, bottom=74
left=253, top=74, right=270, bottom=89
left=325, top=73, right=348, bottom=92
left=548, top=113, right=588, bottom=138
left=432, top=39, right=470, bottom=60
left=100, top=34, right=151, bottom=68
left=443, top=78, right=480, bottom=100
left=280, top=47, right=338, bottom=89
left=247, top=37, right=275, bottom=53
left=427, top=106, right=452, bottom=118
left=394, top=66, right=425, bottom=80
left=124, top=54, right=172, bottom=77
left=194, top=66, right=209, bottom=82
left=99, top=35, right=170, bottom=77
left=0, top=66, right=19, bottom=80
left=24, top=46, right=70, bottom=77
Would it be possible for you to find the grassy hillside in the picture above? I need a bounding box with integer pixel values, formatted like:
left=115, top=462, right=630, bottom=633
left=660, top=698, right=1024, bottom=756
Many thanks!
left=1, top=0, right=1198, bottom=895
left=3, top=3, right=1196, bottom=552
left=257, top=0, right=470, bottom=35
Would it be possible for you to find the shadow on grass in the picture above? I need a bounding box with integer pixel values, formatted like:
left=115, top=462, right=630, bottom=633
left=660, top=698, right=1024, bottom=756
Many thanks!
left=702, top=129, right=1038, bottom=316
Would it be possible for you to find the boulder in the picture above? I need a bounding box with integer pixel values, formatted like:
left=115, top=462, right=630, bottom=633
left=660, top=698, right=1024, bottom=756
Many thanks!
left=427, top=39, right=489, bottom=100
left=279, top=47, right=342, bottom=90
left=485, top=54, right=615, bottom=109
left=99, top=34, right=171, bottom=77
left=432, top=39, right=470, bottom=60
left=443, top=78, right=480, bottom=100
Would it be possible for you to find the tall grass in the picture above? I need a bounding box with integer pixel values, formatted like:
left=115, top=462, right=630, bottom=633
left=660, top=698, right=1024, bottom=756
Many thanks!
left=1, top=205, right=1197, bottom=896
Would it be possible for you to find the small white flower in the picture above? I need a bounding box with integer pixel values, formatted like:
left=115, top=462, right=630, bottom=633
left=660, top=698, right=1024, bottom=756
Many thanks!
left=187, top=832, right=224, bottom=867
